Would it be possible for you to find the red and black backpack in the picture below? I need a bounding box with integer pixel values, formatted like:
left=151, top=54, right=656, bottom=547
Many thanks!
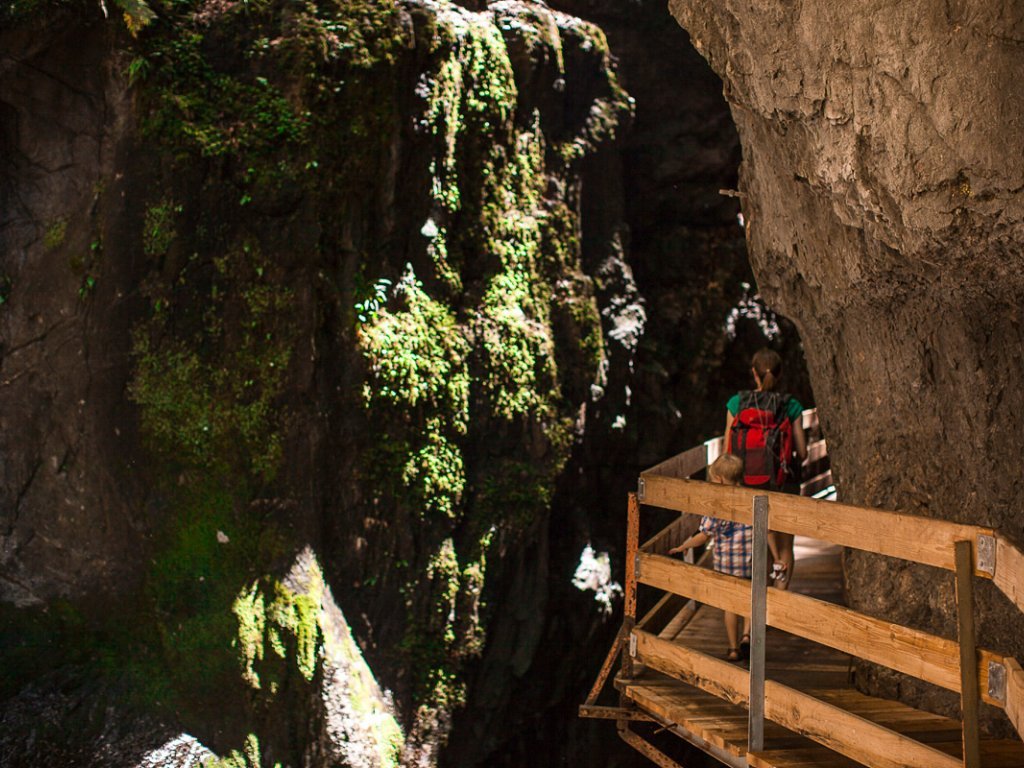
left=729, top=390, right=794, bottom=489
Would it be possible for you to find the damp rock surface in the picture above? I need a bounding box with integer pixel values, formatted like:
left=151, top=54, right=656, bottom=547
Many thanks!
left=670, top=0, right=1024, bottom=726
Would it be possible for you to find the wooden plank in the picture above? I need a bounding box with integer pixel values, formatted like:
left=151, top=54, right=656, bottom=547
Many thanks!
left=799, top=469, right=833, bottom=497
left=638, top=553, right=748, bottom=616
left=638, top=476, right=994, bottom=576
left=630, top=631, right=962, bottom=768
left=1005, top=657, right=1024, bottom=742
left=761, top=684, right=961, bottom=768
left=636, top=552, right=1007, bottom=706
left=659, top=600, right=699, bottom=641
left=584, top=625, right=626, bottom=705
left=632, top=629, right=750, bottom=708
left=643, top=443, right=708, bottom=479
left=618, top=723, right=686, bottom=768
left=801, top=408, right=819, bottom=433
left=749, top=496, right=769, bottom=752
left=803, top=438, right=828, bottom=466
left=638, top=592, right=686, bottom=634
left=706, top=436, right=725, bottom=466
left=626, top=686, right=748, bottom=759
left=650, top=548, right=714, bottom=639
left=994, top=534, right=1024, bottom=616
left=640, top=514, right=699, bottom=554
left=578, top=704, right=652, bottom=721
left=955, top=540, right=981, bottom=768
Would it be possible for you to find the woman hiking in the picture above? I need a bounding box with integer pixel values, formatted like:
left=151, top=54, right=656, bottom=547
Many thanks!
left=724, top=348, right=808, bottom=591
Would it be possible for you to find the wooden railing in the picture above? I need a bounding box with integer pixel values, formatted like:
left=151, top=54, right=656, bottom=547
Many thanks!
left=582, top=412, right=1024, bottom=768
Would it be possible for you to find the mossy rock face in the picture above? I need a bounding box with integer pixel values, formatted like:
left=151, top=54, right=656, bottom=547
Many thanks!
left=1, top=0, right=630, bottom=763
left=351, top=3, right=630, bottom=758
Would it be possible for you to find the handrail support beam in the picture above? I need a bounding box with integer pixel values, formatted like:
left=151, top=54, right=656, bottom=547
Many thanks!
left=955, top=539, right=982, bottom=768
left=748, top=494, right=769, bottom=752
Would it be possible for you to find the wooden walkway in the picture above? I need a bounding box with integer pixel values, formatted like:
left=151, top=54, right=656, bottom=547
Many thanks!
left=583, top=417, right=1024, bottom=768
left=616, top=537, right=1024, bottom=768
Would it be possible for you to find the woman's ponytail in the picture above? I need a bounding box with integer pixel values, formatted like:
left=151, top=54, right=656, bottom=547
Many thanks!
left=752, top=348, right=782, bottom=392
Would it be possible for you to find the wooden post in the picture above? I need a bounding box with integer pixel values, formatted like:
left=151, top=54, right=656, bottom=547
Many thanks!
left=622, top=492, right=640, bottom=679
left=955, top=540, right=981, bottom=768
left=748, top=495, right=769, bottom=753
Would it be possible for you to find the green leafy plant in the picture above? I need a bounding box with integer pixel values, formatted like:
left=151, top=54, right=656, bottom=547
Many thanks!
left=143, top=200, right=182, bottom=257
left=354, top=277, right=392, bottom=323
left=127, top=56, right=151, bottom=85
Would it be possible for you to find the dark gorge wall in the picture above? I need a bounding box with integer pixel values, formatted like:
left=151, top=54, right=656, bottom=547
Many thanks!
left=670, top=0, right=1024, bottom=727
left=1, top=0, right=791, bottom=764
left=1, top=1, right=637, bottom=763
left=441, top=0, right=799, bottom=765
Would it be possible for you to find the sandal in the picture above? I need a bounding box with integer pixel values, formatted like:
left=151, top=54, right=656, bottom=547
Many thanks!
left=725, top=647, right=741, bottom=662
left=739, top=634, right=751, bottom=660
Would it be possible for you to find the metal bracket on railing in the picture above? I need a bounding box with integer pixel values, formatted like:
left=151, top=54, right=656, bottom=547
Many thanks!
left=637, top=477, right=646, bottom=502
left=629, top=633, right=637, bottom=658
left=988, top=661, right=1007, bottom=703
left=976, top=534, right=996, bottom=576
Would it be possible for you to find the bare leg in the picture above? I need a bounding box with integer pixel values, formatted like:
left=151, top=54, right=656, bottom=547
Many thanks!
left=775, top=532, right=795, bottom=590
left=724, top=610, right=741, bottom=652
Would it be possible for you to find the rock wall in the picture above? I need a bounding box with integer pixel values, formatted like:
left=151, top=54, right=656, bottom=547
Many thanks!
left=441, top=1, right=812, bottom=765
left=670, top=0, right=1024, bottom=726
left=1, top=0, right=803, bottom=763
left=1, top=0, right=637, bottom=762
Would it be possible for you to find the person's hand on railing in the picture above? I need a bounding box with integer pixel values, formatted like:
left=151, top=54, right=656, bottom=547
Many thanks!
left=669, top=530, right=709, bottom=556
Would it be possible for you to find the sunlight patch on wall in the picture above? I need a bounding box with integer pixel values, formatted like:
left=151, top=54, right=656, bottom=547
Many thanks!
left=572, top=545, right=622, bottom=614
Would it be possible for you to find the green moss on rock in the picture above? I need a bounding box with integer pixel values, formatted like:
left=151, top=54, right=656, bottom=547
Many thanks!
left=359, top=266, right=469, bottom=521
left=351, top=5, right=629, bottom=739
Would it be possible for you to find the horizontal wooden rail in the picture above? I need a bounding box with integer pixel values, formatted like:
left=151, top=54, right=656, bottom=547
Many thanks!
left=804, top=437, right=828, bottom=465
left=1008, top=658, right=1024, bottom=738
left=636, top=552, right=1006, bottom=707
left=639, top=475, right=994, bottom=577
left=802, top=409, right=819, bottom=432
left=632, top=629, right=962, bottom=768
left=995, top=533, right=1024, bottom=615
left=800, top=468, right=834, bottom=497
left=579, top=704, right=653, bottom=721
left=643, top=442, right=709, bottom=479
left=639, top=514, right=701, bottom=555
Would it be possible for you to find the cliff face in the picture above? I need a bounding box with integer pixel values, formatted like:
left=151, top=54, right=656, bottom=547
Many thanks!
left=441, top=1, right=813, bottom=764
left=1, top=0, right=636, bottom=762
left=670, top=0, right=1024, bottom=724
left=2, top=0, right=802, bottom=763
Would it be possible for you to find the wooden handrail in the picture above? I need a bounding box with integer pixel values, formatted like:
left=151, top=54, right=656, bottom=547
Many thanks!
left=590, top=415, right=1024, bottom=766
left=636, top=552, right=1007, bottom=707
left=1008, top=658, right=1024, bottom=740
left=632, top=477, right=1024, bottom=749
left=639, top=474, right=995, bottom=578
left=996, top=534, right=1024, bottom=615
